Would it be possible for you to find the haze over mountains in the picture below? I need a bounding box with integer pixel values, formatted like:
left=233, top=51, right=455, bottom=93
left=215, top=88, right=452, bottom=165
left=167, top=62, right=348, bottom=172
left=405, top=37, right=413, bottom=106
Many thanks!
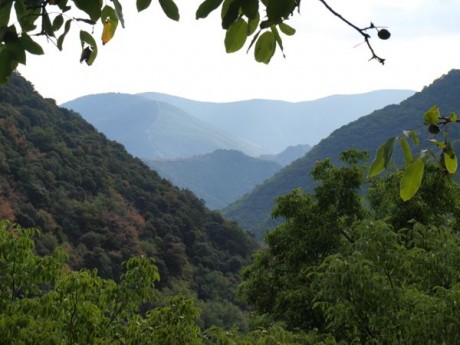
left=63, top=90, right=414, bottom=160
left=223, top=70, right=460, bottom=239
left=62, top=93, right=261, bottom=159
left=140, top=90, right=415, bottom=154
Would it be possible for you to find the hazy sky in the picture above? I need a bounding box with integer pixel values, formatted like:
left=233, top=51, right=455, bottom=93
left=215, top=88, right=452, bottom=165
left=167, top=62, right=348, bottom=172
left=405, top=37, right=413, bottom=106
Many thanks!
left=17, top=0, right=460, bottom=104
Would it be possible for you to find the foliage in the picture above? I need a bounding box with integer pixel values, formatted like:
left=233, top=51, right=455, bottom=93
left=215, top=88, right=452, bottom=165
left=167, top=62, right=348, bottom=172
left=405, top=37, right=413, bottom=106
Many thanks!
left=0, top=0, right=390, bottom=82
left=369, top=105, right=459, bottom=201
left=238, top=148, right=460, bottom=344
left=0, top=219, right=341, bottom=344
left=238, top=150, right=368, bottom=329
left=0, top=74, right=258, bottom=326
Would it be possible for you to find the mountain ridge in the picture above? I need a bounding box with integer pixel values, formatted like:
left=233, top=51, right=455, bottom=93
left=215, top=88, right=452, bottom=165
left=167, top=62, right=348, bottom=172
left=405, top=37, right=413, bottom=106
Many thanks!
left=140, top=89, right=415, bottom=153
left=223, top=70, right=460, bottom=239
left=62, top=93, right=262, bottom=159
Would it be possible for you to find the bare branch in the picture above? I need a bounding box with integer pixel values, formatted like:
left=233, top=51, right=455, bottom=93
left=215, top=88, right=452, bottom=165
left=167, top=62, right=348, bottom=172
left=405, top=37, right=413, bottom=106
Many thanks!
left=318, top=0, right=386, bottom=64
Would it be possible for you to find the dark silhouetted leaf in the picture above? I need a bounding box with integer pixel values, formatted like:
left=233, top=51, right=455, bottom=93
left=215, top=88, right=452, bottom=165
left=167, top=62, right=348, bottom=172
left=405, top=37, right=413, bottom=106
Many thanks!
left=137, top=0, right=152, bottom=12
left=221, top=0, right=240, bottom=29
left=196, top=0, right=223, bottom=19
left=74, top=0, right=102, bottom=21
left=19, top=33, right=44, bottom=55
left=111, top=0, right=125, bottom=27
left=159, top=0, right=180, bottom=21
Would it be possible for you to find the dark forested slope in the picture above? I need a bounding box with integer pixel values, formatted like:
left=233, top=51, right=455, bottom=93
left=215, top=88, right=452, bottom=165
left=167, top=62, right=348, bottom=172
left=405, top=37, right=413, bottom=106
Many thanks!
left=0, top=74, right=258, bottom=304
left=224, top=70, right=460, bottom=239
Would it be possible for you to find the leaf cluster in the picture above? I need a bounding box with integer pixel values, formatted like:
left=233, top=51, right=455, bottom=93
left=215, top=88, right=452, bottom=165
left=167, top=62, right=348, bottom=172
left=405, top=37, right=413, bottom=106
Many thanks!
left=239, top=149, right=460, bottom=343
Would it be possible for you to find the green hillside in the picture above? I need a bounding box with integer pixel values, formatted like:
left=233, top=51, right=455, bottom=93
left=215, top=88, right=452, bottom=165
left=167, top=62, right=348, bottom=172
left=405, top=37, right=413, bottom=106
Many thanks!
left=224, top=70, right=460, bottom=239
left=145, top=150, right=282, bottom=210
left=62, top=93, right=261, bottom=159
left=0, top=74, right=258, bottom=325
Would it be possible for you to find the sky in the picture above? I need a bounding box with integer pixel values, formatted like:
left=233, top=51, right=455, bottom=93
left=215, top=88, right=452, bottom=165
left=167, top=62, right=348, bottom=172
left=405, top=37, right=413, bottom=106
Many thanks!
left=17, top=0, right=460, bottom=105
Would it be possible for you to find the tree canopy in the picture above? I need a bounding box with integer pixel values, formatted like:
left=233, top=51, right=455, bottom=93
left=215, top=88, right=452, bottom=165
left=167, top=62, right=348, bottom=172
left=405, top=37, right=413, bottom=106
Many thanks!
left=0, top=0, right=391, bottom=82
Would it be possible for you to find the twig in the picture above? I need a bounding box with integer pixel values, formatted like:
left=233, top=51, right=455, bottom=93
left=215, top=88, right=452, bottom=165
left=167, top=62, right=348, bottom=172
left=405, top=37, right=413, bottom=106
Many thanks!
left=317, top=0, right=386, bottom=64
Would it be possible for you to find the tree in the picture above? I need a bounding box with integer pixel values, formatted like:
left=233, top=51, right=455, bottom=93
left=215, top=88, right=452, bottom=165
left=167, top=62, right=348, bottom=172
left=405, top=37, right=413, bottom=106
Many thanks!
left=0, top=0, right=390, bottom=82
left=238, top=150, right=460, bottom=344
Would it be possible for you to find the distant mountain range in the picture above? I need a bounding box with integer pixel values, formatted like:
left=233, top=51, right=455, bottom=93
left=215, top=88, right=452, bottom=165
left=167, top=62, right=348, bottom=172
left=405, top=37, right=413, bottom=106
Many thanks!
left=223, top=70, right=460, bottom=240
left=260, top=144, right=311, bottom=166
left=140, top=90, right=415, bottom=153
left=62, top=93, right=261, bottom=159
left=145, top=150, right=283, bottom=210
left=63, top=90, right=414, bottom=161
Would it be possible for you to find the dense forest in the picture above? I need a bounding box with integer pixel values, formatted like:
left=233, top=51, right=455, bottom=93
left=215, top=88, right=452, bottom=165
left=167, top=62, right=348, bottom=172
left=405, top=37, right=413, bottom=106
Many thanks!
left=2, top=72, right=460, bottom=344
left=0, top=74, right=258, bottom=328
left=225, top=69, right=460, bottom=239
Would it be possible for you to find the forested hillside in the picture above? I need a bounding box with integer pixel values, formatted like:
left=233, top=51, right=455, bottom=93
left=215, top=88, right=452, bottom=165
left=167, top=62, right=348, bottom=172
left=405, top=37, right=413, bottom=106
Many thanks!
left=145, top=150, right=282, bottom=210
left=0, top=74, right=258, bottom=326
left=225, top=70, right=460, bottom=239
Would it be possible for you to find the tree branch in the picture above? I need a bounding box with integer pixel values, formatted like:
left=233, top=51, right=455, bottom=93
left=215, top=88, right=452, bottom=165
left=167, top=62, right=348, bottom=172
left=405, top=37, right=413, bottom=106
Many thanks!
left=317, top=0, right=386, bottom=64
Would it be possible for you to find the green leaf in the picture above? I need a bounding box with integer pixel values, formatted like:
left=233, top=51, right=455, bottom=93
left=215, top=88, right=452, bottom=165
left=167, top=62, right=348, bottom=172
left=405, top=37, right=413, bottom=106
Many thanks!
left=400, top=158, right=424, bottom=201
left=271, top=25, right=284, bottom=57
left=41, top=9, right=55, bottom=37
left=279, top=22, right=296, bottom=36
left=101, top=6, right=119, bottom=45
left=52, top=14, right=64, bottom=31
left=196, top=0, right=223, bottom=19
left=15, top=1, right=40, bottom=32
left=57, top=19, right=71, bottom=50
left=254, top=30, right=276, bottom=63
left=159, top=0, right=180, bottom=21
left=79, top=30, right=98, bottom=65
left=0, top=48, right=16, bottom=83
left=0, top=1, right=13, bottom=27
left=429, top=139, right=446, bottom=149
left=111, top=0, right=125, bottom=28
left=19, top=34, right=44, bottom=55
left=368, top=137, right=396, bottom=177
left=266, top=0, right=296, bottom=24
left=221, top=0, right=240, bottom=29
left=443, top=152, right=458, bottom=174
left=247, top=12, right=259, bottom=35
left=74, top=0, right=102, bottom=21
left=225, top=19, right=248, bottom=53
left=137, top=0, right=152, bottom=12
left=400, top=136, right=412, bottom=167
left=403, top=130, right=419, bottom=145
left=443, top=143, right=458, bottom=174
left=241, top=0, right=258, bottom=19
left=450, top=112, right=457, bottom=123
left=423, top=105, right=440, bottom=125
